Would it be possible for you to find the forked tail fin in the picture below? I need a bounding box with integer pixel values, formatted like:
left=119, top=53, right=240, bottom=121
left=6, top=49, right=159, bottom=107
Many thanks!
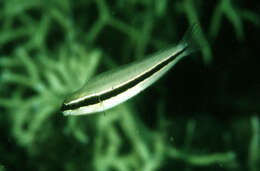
left=179, top=23, right=202, bottom=56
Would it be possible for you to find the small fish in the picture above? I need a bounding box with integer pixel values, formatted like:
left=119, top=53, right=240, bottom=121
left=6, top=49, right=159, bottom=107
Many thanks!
left=61, top=25, right=200, bottom=116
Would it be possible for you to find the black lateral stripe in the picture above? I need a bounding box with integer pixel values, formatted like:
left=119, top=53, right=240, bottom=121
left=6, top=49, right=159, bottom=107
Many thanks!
left=61, top=46, right=187, bottom=111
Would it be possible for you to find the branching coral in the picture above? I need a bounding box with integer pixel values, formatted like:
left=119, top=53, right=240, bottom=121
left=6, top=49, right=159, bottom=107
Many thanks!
left=209, top=0, right=259, bottom=41
left=0, top=46, right=101, bottom=148
left=92, top=105, right=238, bottom=171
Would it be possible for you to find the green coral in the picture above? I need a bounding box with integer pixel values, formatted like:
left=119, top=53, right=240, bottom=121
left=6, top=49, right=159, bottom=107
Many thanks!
left=0, top=0, right=259, bottom=170
left=0, top=47, right=101, bottom=148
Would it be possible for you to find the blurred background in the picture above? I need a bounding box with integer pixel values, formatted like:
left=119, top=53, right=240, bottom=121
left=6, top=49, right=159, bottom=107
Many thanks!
left=0, top=0, right=260, bottom=170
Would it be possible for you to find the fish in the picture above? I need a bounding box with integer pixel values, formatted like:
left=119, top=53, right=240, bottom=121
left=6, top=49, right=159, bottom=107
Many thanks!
left=61, top=25, right=200, bottom=116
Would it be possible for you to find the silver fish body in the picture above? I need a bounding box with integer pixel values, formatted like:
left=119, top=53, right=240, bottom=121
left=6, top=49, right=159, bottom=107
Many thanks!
left=61, top=25, right=200, bottom=116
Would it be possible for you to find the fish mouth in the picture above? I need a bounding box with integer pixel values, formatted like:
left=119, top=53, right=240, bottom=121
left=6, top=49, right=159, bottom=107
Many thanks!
left=60, top=102, right=73, bottom=116
left=61, top=110, right=72, bottom=116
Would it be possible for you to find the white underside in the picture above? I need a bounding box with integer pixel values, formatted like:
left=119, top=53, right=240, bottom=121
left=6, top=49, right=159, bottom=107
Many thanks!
left=63, top=83, right=142, bottom=115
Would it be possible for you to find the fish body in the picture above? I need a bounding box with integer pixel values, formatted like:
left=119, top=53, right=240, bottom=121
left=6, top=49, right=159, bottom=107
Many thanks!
left=61, top=25, right=200, bottom=116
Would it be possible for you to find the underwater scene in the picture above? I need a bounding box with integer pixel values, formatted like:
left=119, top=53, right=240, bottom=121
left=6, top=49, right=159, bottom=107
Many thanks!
left=0, top=0, right=260, bottom=170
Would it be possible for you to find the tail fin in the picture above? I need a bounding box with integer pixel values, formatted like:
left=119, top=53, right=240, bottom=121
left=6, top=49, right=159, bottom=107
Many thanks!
left=179, top=23, right=202, bottom=55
